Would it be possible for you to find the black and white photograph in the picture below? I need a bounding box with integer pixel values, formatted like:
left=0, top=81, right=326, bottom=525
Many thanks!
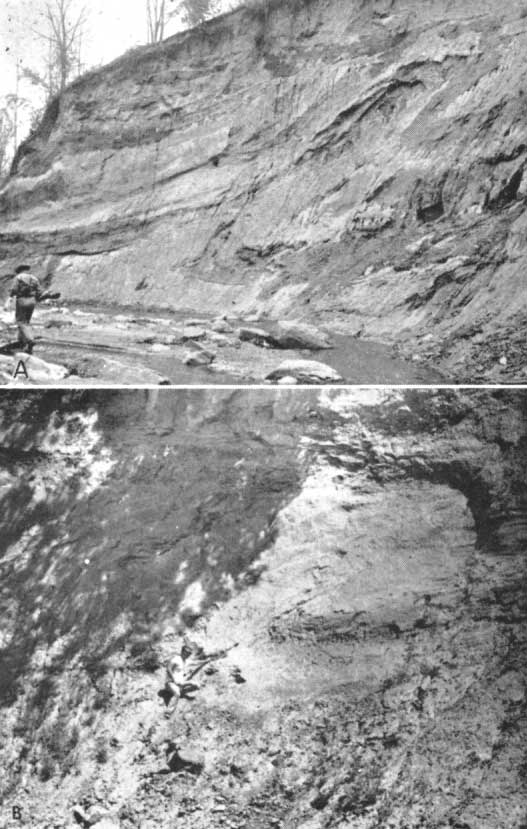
left=0, top=388, right=525, bottom=828
left=0, top=0, right=526, bottom=384
left=0, top=2, right=526, bottom=828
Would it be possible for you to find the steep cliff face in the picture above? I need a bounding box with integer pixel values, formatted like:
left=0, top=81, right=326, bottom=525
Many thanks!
left=1, top=0, right=527, bottom=380
left=0, top=389, right=526, bottom=828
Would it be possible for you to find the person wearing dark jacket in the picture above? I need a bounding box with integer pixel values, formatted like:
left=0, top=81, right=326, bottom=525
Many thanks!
left=4, top=264, right=43, bottom=354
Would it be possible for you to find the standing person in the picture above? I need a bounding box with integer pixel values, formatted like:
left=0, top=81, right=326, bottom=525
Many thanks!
left=3, top=264, right=43, bottom=354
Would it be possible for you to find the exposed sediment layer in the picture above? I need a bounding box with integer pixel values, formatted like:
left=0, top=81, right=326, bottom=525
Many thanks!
left=1, top=0, right=527, bottom=379
left=0, top=389, right=525, bottom=827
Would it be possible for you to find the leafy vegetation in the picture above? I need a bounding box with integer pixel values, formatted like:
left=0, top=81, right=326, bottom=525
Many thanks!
left=146, top=0, right=221, bottom=43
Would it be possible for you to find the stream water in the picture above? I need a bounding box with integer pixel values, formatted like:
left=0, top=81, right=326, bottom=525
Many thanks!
left=4, top=303, right=444, bottom=384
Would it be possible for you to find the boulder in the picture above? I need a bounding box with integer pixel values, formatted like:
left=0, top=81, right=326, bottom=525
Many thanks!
left=266, top=359, right=342, bottom=384
left=182, top=326, right=207, bottom=341
left=276, top=375, right=299, bottom=385
left=183, top=348, right=216, bottom=367
left=21, top=353, right=70, bottom=382
left=168, top=746, right=205, bottom=774
left=273, top=321, right=333, bottom=350
left=161, top=334, right=183, bottom=346
left=0, top=353, right=69, bottom=384
left=208, top=331, right=235, bottom=347
left=211, top=318, right=235, bottom=334
left=236, top=327, right=278, bottom=348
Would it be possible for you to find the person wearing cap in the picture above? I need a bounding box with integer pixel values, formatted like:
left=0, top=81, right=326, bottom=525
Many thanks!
left=3, top=264, right=43, bottom=354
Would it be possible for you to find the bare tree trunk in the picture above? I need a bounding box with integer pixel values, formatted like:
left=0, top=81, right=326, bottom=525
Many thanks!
left=147, top=0, right=167, bottom=44
left=28, top=0, right=86, bottom=98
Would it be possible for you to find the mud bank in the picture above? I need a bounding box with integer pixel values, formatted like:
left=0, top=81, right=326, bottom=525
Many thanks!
left=0, top=389, right=525, bottom=828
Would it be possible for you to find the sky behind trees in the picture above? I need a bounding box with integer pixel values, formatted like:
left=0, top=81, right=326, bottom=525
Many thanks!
left=1, top=0, right=152, bottom=98
left=0, top=0, right=233, bottom=159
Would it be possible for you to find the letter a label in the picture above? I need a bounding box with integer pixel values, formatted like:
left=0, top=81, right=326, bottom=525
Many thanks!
left=13, top=360, right=29, bottom=379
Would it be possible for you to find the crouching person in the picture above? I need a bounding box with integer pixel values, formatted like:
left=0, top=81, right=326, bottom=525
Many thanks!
left=162, top=642, right=205, bottom=707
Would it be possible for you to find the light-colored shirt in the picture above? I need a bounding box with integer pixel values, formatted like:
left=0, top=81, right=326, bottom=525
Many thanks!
left=166, top=652, right=207, bottom=685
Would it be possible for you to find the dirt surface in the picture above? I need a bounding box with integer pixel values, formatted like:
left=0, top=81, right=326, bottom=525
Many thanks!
left=0, top=389, right=525, bottom=828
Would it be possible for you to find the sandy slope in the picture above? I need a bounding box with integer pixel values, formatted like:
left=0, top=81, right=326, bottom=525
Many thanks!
left=0, top=389, right=525, bottom=828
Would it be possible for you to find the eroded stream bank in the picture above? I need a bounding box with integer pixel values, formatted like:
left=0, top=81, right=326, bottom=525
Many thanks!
left=3, top=0, right=527, bottom=381
left=0, top=388, right=525, bottom=828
